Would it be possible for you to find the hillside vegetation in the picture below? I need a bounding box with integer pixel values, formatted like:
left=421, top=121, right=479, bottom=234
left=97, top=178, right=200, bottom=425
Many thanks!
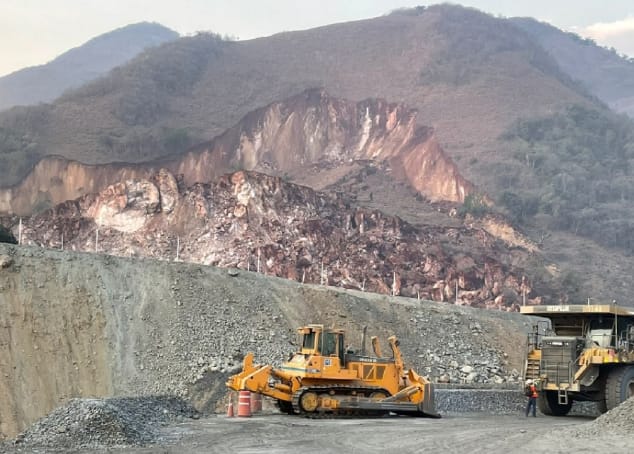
left=0, top=4, right=591, bottom=187
left=499, top=105, right=634, bottom=253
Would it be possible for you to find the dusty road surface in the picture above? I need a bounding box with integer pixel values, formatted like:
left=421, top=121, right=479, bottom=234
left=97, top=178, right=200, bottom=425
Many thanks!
left=106, top=413, right=630, bottom=454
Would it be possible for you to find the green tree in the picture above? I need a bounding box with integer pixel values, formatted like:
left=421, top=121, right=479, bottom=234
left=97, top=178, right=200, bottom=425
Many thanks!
left=457, top=194, right=489, bottom=218
left=162, top=128, right=192, bottom=153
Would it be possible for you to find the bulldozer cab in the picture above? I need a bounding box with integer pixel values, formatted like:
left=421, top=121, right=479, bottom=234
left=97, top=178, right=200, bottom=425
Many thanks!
left=298, top=325, right=345, bottom=365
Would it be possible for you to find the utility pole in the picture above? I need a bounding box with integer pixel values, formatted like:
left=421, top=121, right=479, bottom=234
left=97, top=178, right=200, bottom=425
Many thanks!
left=320, top=260, right=324, bottom=285
left=257, top=249, right=261, bottom=273
left=392, top=271, right=396, bottom=297
left=95, top=229, right=99, bottom=252
left=176, top=236, right=180, bottom=261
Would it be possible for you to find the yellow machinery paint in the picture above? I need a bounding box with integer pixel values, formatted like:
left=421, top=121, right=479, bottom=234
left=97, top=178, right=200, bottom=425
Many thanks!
left=226, top=324, right=439, bottom=417
left=521, top=304, right=634, bottom=415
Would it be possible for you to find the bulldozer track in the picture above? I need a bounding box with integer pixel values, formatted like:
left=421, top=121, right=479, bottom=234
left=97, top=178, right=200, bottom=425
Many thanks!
left=291, top=385, right=391, bottom=418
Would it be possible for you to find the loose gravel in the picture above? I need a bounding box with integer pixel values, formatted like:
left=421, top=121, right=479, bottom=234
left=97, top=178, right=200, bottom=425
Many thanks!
left=435, top=389, right=599, bottom=417
left=436, top=389, right=525, bottom=414
left=6, top=396, right=198, bottom=451
left=568, top=396, right=634, bottom=437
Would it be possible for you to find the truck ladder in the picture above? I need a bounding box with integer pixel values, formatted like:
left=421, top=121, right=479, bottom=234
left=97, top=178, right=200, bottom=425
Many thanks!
left=558, top=388, right=568, bottom=405
left=525, top=358, right=540, bottom=380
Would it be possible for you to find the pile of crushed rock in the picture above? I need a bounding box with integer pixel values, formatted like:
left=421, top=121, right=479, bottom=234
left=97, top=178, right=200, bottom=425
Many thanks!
left=569, top=396, right=634, bottom=437
left=6, top=396, right=198, bottom=451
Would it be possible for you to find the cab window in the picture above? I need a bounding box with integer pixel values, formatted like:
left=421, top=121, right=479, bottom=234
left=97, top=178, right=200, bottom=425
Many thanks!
left=323, top=332, right=337, bottom=356
left=302, top=332, right=316, bottom=350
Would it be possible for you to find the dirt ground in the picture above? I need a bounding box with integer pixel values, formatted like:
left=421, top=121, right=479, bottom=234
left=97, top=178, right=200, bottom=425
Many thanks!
left=105, top=413, right=631, bottom=454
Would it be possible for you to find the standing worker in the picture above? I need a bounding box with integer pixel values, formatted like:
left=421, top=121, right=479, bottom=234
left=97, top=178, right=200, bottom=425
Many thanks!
left=524, top=379, right=538, bottom=417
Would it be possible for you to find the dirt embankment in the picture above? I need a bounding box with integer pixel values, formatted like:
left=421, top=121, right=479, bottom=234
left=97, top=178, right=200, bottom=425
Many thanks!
left=0, top=243, right=533, bottom=439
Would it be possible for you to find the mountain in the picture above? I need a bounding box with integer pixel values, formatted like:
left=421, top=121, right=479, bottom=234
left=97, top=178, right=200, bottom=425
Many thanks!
left=0, top=4, right=591, bottom=188
left=511, top=17, right=634, bottom=117
left=0, top=22, right=178, bottom=111
left=2, top=4, right=634, bottom=305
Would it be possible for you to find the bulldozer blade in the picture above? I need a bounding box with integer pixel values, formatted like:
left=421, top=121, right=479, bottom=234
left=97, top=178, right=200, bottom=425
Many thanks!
left=418, top=383, right=441, bottom=418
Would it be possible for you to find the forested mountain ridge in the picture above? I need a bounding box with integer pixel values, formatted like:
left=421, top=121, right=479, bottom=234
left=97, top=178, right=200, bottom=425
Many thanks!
left=511, top=17, right=634, bottom=118
left=0, top=4, right=592, bottom=187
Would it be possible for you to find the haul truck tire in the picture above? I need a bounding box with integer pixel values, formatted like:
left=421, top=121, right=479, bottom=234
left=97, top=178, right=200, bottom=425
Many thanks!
left=537, top=391, right=572, bottom=416
left=595, top=398, right=608, bottom=414
left=605, top=366, right=634, bottom=411
left=594, top=374, right=608, bottom=414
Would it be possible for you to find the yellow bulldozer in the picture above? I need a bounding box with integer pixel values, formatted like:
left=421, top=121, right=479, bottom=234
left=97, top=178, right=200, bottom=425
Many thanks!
left=226, top=324, right=440, bottom=417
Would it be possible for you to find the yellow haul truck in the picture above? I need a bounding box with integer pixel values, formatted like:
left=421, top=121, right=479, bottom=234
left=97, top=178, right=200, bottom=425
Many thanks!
left=226, top=324, right=440, bottom=417
left=521, top=304, right=634, bottom=415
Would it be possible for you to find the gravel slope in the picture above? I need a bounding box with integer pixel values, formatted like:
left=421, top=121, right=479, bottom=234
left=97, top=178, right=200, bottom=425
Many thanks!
left=0, top=243, right=534, bottom=441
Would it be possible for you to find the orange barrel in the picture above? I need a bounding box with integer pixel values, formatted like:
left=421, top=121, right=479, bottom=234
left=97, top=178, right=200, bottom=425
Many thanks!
left=238, top=390, right=252, bottom=417
left=250, top=392, right=262, bottom=413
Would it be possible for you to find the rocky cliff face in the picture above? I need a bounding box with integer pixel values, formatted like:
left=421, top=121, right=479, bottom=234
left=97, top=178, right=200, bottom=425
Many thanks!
left=0, top=89, right=474, bottom=216
left=181, top=89, right=474, bottom=202
left=0, top=157, right=158, bottom=217
left=12, top=169, right=539, bottom=309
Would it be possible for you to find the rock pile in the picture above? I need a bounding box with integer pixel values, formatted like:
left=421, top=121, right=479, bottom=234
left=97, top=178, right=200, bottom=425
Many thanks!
left=13, top=168, right=542, bottom=309
left=145, top=280, right=529, bottom=409
left=410, top=311, right=524, bottom=385
left=435, top=389, right=525, bottom=414
left=434, top=389, right=598, bottom=416
left=8, top=396, right=198, bottom=450
left=569, top=396, right=634, bottom=437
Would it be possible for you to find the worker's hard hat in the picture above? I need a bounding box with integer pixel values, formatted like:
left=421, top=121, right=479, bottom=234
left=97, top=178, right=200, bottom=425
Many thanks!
left=525, top=379, right=533, bottom=385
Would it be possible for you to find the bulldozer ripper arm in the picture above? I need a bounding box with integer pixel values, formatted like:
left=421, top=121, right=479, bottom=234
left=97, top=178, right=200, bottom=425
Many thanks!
left=388, top=336, right=404, bottom=372
left=371, top=336, right=382, bottom=357
left=225, top=353, right=293, bottom=402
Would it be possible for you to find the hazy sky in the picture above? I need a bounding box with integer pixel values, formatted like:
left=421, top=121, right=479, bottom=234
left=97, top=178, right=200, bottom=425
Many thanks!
left=1, top=0, right=633, bottom=77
